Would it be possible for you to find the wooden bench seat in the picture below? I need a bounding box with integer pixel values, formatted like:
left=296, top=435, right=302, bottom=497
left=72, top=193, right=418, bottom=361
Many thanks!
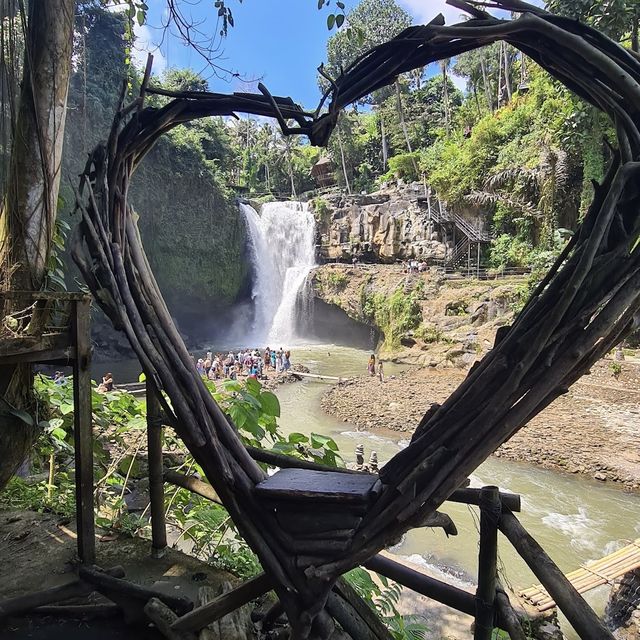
left=254, top=468, right=380, bottom=505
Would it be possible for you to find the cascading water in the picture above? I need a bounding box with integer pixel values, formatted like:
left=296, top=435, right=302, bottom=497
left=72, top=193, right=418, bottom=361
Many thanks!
left=240, top=201, right=316, bottom=345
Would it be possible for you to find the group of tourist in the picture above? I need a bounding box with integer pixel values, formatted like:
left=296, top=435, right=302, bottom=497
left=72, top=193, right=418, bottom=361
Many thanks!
left=196, top=348, right=292, bottom=381
left=404, top=259, right=428, bottom=273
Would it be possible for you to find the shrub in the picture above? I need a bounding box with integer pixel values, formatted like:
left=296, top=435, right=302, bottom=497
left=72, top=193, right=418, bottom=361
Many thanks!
left=362, top=287, right=422, bottom=350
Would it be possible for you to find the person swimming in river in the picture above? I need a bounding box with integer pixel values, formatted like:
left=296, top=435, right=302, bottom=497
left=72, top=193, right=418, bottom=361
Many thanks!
left=367, top=354, right=376, bottom=376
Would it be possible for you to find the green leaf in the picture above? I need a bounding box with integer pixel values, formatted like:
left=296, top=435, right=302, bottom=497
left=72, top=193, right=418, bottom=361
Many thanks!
left=118, top=455, right=141, bottom=477
left=317, top=0, right=325, bottom=9
left=259, top=391, right=280, bottom=417
left=48, top=418, right=64, bottom=431
left=51, top=427, right=67, bottom=441
left=287, top=432, right=309, bottom=444
left=136, top=9, right=145, bottom=26
left=336, top=1, right=345, bottom=8
left=271, top=440, right=296, bottom=453
left=8, top=408, right=34, bottom=426
left=228, top=404, right=247, bottom=428
left=59, top=403, right=74, bottom=416
left=310, top=433, right=338, bottom=450
left=336, top=14, right=345, bottom=27
left=222, top=380, right=242, bottom=393
left=138, top=372, right=146, bottom=383
left=327, top=13, right=335, bottom=30
left=245, top=377, right=262, bottom=396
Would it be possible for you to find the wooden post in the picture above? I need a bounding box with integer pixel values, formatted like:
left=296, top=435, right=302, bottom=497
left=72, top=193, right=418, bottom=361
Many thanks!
left=499, top=511, right=615, bottom=640
left=474, top=486, right=500, bottom=640
left=147, top=379, right=167, bottom=557
left=72, top=297, right=95, bottom=564
left=171, top=573, right=272, bottom=632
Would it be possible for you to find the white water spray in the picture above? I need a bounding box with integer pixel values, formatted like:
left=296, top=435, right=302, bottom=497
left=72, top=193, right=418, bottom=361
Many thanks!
left=240, top=201, right=316, bottom=345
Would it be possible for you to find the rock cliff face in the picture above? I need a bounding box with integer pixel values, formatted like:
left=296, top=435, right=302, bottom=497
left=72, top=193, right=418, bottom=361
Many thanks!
left=312, top=183, right=484, bottom=263
left=309, top=263, right=526, bottom=366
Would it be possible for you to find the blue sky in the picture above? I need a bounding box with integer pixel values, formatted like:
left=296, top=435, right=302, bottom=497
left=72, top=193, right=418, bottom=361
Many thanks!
left=133, top=0, right=542, bottom=110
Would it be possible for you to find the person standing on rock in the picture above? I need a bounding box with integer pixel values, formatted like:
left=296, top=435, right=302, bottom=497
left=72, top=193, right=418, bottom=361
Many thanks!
left=368, top=354, right=376, bottom=376
left=378, top=360, right=384, bottom=382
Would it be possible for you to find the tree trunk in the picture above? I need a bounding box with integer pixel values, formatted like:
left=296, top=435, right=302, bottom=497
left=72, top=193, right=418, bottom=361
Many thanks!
left=394, top=80, right=413, bottom=154
left=288, top=153, right=296, bottom=197
left=441, top=60, right=451, bottom=135
left=496, top=45, right=503, bottom=106
left=480, top=56, right=493, bottom=112
left=337, top=129, right=351, bottom=195
left=380, top=113, right=388, bottom=171
left=503, top=43, right=512, bottom=101
left=0, top=0, right=74, bottom=489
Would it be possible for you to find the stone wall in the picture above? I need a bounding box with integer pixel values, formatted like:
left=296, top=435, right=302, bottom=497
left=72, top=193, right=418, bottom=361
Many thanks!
left=313, top=183, right=484, bottom=263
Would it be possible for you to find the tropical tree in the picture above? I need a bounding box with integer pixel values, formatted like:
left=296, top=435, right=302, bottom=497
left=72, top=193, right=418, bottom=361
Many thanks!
left=546, top=0, right=640, bottom=49
left=0, top=0, right=75, bottom=488
left=323, top=0, right=412, bottom=168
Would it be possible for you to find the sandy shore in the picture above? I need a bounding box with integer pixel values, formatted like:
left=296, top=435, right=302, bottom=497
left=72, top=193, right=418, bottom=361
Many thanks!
left=321, top=358, right=640, bottom=491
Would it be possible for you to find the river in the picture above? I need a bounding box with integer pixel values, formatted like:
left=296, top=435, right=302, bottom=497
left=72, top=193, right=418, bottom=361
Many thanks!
left=100, top=342, right=639, bottom=637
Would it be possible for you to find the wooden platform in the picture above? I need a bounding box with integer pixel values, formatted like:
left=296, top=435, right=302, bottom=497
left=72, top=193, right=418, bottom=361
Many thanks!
left=519, top=538, right=640, bottom=611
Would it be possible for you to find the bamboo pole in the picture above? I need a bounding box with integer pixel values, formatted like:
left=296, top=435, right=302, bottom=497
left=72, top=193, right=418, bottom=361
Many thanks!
left=171, top=574, right=272, bottom=633
left=495, top=582, right=526, bottom=640
left=164, top=469, right=222, bottom=505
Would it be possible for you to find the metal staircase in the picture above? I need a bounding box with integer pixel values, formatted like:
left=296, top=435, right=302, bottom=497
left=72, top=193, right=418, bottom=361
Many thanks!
left=418, top=193, right=490, bottom=269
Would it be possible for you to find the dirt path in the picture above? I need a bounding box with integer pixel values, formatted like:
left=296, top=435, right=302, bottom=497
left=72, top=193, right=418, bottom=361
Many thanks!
left=322, top=359, right=640, bottom=490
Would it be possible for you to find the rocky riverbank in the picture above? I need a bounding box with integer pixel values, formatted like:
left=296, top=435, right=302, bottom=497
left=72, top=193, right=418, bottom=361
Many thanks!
left=321, top=358, right=640, bottom=490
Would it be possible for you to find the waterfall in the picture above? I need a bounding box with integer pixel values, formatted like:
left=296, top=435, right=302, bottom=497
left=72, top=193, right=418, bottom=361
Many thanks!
left=240, top=201, right=316, bottom=345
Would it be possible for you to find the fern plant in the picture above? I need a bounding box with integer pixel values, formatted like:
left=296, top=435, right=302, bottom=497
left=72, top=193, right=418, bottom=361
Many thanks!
left=344, top=568, right=428, bottom=640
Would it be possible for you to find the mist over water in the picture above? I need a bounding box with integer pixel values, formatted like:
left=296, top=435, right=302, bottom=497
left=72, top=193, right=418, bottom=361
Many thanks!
left=240, top=201, right=316, bottom=346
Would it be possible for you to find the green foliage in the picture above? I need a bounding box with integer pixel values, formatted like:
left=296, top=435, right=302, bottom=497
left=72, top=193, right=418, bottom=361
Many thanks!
left=610, top=361, right=623, bottom=379
left=311, top=196, right=331, bottom=223
left=488, top=234, right=534, bottom=269
left=344, top=567, right=428, bottom=639
left=324, top=0, right=411, bottom=91
left=2, top=373, right=343, bottom=579
left=414, top=324, right=444, bottom=344
left=546, top=0, right=640, bottom=43
left=318, top=269, right=349, bottom=292
left=361, top=287, right=422, bottom=350
left=383, top=152, right=421, bottom=182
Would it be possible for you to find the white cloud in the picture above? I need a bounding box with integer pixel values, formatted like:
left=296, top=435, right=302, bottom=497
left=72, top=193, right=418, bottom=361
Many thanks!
left=398, top=0, right=469, bottom=26
left=399, top=0, right=546, bottom=25
left=450, top=73, right=468, bottom=92
left=132, top=23, right=167, bottom=76
left=105, top=5, right=167, bottom=75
